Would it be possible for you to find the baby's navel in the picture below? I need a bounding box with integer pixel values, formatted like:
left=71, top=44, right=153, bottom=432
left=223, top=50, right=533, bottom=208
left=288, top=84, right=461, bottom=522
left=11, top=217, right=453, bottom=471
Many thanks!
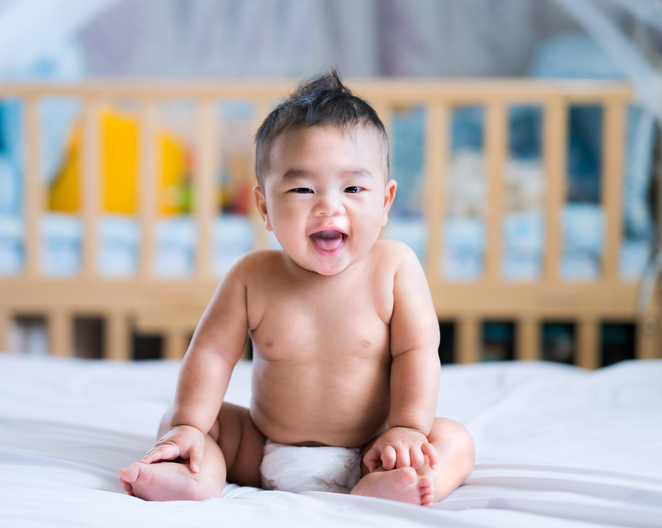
left=363, top=340, right=371, bottom=348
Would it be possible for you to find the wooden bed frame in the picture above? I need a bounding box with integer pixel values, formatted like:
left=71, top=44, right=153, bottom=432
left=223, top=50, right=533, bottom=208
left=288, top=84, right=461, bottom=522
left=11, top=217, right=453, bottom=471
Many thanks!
left=0, top=80, right=660, bottom=367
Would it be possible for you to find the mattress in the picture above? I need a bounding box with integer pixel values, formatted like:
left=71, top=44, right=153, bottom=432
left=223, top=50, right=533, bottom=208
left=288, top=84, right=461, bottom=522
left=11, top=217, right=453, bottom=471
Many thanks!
left=1, top=355, right=660, bottom=527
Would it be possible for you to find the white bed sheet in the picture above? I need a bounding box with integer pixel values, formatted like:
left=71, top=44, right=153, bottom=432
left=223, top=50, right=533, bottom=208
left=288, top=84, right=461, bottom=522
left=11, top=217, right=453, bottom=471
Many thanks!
left=0, top=355, right=660, bottom=528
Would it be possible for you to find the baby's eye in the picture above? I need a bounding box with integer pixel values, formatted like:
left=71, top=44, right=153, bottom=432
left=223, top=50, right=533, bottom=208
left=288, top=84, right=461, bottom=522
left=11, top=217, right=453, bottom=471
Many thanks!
left=344, top=186, right=362, bottom=194
left=291, top=188, right=313, bottom=194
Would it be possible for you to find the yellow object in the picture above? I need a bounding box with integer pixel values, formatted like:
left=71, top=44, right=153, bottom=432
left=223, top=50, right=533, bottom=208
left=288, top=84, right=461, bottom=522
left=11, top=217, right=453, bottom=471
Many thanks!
left=49, top=107, right=190, bottom=215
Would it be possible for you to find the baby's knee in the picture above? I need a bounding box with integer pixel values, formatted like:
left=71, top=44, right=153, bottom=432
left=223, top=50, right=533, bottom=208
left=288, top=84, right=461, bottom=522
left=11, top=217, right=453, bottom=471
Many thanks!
left=431, top=418, right=475, bottom=465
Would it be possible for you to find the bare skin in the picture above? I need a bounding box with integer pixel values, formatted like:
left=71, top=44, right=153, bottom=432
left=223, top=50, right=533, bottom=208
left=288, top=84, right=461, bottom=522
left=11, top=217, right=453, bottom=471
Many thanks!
left=120, top=125, right=475, bottom=505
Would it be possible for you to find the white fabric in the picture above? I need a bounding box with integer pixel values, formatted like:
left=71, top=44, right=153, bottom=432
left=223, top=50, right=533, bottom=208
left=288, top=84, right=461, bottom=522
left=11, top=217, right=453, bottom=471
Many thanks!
left=261, top=440, right=361, bottom=494
left=0, top=355, right=661, bottom=527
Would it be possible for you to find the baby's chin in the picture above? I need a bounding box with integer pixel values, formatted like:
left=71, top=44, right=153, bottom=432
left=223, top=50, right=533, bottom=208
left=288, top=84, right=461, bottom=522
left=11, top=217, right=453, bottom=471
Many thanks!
left=287, top=255, right=355, bottom=277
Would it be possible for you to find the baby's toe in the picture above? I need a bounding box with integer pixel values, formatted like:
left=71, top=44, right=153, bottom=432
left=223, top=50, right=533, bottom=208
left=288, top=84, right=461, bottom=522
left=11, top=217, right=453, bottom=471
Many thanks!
left=119, top=463, right=141, bottom=485
left=419, top=476, right=434, bottom=507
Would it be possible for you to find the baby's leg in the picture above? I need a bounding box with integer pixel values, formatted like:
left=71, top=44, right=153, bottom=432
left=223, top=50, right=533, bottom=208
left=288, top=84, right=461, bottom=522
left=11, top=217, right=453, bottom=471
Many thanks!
left=120, top=402, right=265, bottom=501
left=351, top=418, right=474, bottom=507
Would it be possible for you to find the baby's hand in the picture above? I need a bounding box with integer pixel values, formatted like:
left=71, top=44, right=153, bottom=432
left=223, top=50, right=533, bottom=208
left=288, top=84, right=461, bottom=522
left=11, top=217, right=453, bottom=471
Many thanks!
left=141, top=424, right=205, bottom=473
left=364, top=426, right=438, bottom=472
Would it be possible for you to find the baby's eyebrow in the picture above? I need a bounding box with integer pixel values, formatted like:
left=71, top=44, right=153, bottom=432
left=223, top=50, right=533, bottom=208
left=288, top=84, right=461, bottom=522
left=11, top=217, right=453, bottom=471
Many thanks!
left=280, top=167, right=374, bottom=181
left=281, top=168, right=310, bottom=181
left=343, top=168, right=373, bottom=179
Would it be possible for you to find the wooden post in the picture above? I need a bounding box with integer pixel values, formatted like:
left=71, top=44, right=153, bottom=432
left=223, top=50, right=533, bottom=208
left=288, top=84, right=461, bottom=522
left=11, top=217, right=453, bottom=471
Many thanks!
left=252, top=99, right=271, bottom=251
left=457, top=318, right=480, bottom=364
left=516, top=318, right=540, bottom=361
left=23, top=97, right=43, bottom=279
left=138, top=100, right=158, bottom=279
left=542, top=97, right=567, bottom=283
left=576, top=318, right=599, bottom=369
left=0, top=310, right=11, bottom=352
left=81, top=98, right=101, bottom=278
left=106, top=312, right=131, bottom=360
left=194, top=98, right=218, bottom=279
left=424, top=102, right=449, bottom=285
left=484, top=101, right=507, bottom=283
left=49, top=311, right=73, bottom=357
left=601, top=99, right=626, bottom=282
left=637, top=316, right=659, bottom=360
left=164, top=328, right=188, bottom=360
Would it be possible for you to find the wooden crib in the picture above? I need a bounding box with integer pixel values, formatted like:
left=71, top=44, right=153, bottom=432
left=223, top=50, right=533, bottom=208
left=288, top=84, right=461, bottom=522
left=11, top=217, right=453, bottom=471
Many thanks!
left=0, top=79, right=659, bottom=366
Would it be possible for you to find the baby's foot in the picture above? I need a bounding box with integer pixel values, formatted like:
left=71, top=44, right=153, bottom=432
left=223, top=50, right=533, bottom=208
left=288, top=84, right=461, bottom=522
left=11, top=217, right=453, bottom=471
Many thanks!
left=119, top=461, right=223, bottom=501
left=350, top=467, right=435, bottom=507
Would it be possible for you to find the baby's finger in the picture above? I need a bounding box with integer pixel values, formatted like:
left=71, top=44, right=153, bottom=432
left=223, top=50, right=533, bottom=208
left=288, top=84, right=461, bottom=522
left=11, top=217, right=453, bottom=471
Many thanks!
left=381, top=445, right=397, bottom=471
left=409, top=446, right=425, bottom=470
left=142, top=444, right=178, bottom=464
left=421, top=442, right=438, bottom=469
left=189, top=444, right=204, bottom=473
left=394, top=446, right=411, bottom=469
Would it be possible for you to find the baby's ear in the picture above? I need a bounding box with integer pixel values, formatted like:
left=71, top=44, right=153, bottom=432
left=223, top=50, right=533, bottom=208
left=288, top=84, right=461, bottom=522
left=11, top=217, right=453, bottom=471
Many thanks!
left=381, top=179, right=397, bottom=227
left=253, top=186, right=273, bottom=232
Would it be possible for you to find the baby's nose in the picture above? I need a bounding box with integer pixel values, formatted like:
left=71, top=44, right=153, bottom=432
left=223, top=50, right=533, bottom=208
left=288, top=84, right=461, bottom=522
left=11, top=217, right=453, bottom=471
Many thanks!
left=313, top=194, right=345, bottom=216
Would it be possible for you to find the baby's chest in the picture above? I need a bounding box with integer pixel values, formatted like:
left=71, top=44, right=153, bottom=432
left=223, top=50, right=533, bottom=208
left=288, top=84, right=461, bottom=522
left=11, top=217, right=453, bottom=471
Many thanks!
left=251, top=288, right=390, bottom=362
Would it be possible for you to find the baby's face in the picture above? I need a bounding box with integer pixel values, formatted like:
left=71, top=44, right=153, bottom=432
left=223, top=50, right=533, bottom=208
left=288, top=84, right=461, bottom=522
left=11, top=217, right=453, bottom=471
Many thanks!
left=255, top=125, right=396, bottom=276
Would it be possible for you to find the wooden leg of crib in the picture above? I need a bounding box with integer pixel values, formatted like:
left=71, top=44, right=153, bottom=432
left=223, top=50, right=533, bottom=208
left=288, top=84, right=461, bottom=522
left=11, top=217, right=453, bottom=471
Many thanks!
left=457, top=318, right=480, bottom=364
left=49, top=311, right=73, bottom=358
left=516, top=319, right=540, bottom=361
left=577, top=319, right=599, bottom=370
left=0, top=310, right=10, bottom=352
left=164, top=329, right=188, bottom=360
left=637, top=316, right=660, bottom=360
left=106, top=313, right=131, bottom=361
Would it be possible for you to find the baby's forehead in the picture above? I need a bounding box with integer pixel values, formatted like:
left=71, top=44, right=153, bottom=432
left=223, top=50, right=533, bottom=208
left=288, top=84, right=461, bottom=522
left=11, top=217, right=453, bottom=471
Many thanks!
left=278, top=122, right=381, bottom=145
left=273, top=124, right=387, bottom=167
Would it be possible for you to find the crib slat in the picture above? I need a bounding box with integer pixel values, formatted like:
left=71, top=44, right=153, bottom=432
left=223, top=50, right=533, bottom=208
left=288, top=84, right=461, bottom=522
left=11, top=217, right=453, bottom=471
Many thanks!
left=23, top=97, right=43, bottom=279
left=576, top=318, right=599, bottom=369
left=105, top=312, right=131, bottom=360
left=457, top=318, right=480, bottom=364
left=194, top=99, right=218, bottom=279
left=601, top=100, right=626, bottom=282
left=81, top=99, right=101, bottom=278
left=252, top=99, right=271, bottom=251
left=484, top=102, right=507, bottom=283
left=659, top=135, right=662, bottom=251
left=138, top=100, right=159, bottom=279
left=49, top=311, right=73, bottom=357
left=542, top=98, right=568, bottom=283
left=0, top=310, right=10, bottom=352
left=164, top=328, right=188, bottom=360
left=516, top=318, right=540, bottom=361
left=424, top=102, right=449, bottom=285
left=637, top=316, right=659, bottom=360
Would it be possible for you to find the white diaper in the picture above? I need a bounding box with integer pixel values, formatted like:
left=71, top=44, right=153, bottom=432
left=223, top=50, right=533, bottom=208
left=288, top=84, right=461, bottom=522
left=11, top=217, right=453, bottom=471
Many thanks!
left=260, top=440, right=362, bottom=494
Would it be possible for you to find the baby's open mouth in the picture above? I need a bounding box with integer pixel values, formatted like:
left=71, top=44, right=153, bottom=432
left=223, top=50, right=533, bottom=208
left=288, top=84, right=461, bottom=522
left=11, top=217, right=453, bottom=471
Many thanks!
left=309, top=230, right=346, bottom=253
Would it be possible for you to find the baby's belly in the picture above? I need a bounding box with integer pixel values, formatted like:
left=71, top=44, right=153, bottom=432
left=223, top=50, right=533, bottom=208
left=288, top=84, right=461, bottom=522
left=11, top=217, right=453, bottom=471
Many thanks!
left=249, top=360, right=390, bottom=448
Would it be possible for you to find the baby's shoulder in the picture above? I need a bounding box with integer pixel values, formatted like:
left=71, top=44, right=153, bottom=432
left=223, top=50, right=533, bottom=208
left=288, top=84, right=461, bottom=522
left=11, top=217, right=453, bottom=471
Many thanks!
left=226, top=250, right=283, bottom=280
left=371, top=239, right=421, bottom=272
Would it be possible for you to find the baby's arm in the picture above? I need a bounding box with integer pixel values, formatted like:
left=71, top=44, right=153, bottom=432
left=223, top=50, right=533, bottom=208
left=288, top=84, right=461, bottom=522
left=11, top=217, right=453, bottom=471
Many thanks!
left=365, top=243, right=441, bottom=471
left=141, top=259, right=251, bottom=472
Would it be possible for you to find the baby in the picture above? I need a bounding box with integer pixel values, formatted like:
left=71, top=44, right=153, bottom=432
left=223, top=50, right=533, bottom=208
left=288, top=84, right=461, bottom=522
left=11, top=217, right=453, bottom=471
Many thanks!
left=120, top=71, right=475, bottom=507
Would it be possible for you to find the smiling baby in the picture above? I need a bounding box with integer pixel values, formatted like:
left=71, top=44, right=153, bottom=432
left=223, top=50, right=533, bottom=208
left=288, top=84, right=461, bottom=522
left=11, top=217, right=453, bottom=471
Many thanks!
left=119, top=70, right=475, bottom=506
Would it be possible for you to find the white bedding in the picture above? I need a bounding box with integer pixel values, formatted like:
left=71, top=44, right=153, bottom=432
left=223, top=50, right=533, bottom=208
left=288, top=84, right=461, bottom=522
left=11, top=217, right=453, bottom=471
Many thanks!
left=1, top=355, right=661, bottom=527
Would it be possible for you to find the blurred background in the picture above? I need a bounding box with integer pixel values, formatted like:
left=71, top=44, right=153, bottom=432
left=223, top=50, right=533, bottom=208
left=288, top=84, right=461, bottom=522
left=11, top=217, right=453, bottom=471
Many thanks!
left=1, top=0, right=661, bottom=363
left=2, top=0, right=660, bottom=79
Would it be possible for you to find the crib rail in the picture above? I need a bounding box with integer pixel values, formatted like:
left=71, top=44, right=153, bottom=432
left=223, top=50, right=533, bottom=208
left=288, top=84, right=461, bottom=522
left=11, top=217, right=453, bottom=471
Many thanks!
left=0, top=80, right=659, bottom=365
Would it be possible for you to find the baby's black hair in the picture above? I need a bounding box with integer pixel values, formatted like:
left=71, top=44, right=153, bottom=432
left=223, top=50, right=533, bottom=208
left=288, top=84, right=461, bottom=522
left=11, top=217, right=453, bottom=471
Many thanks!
left=254, top=69, right=389, bottom=186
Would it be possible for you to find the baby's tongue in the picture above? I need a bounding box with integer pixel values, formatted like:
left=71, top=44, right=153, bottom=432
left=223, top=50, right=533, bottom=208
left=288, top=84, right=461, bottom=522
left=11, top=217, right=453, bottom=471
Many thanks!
left=311, top=230, right=344, bottom=250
